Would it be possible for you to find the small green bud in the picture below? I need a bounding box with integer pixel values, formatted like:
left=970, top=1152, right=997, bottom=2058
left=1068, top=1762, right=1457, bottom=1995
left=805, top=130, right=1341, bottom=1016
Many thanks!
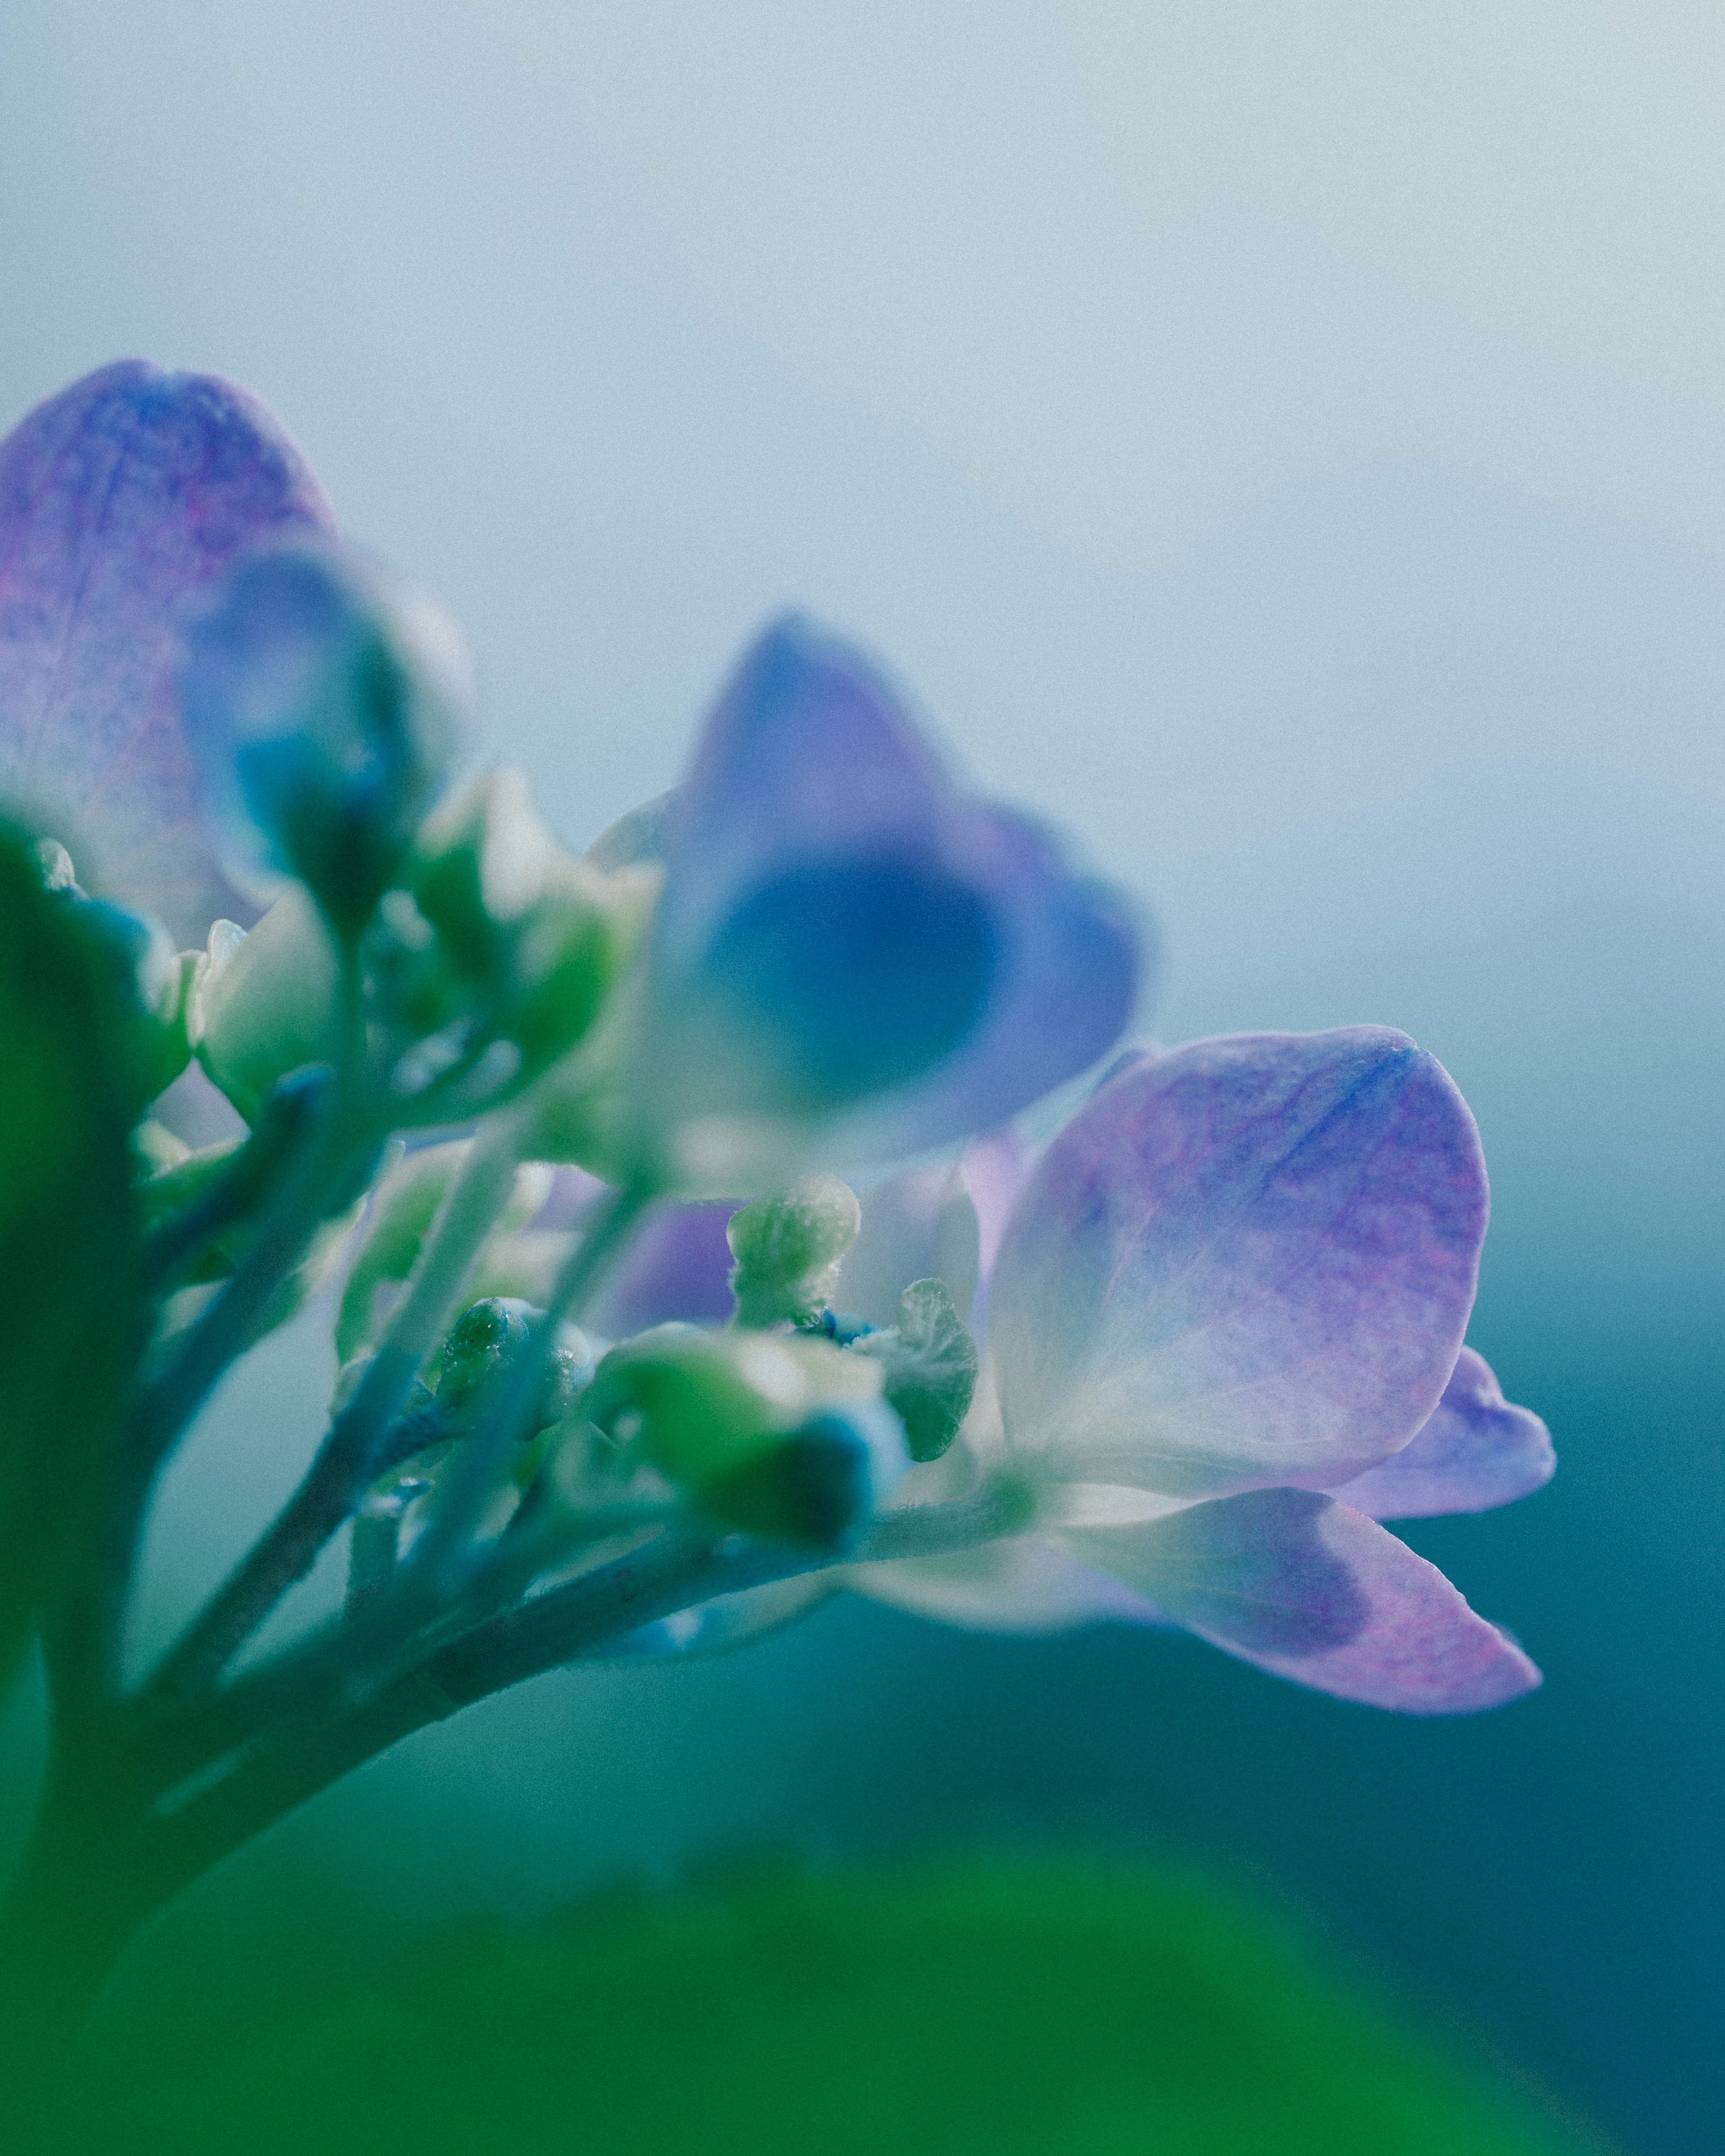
left=438, top=1296, right=594, bottom=1434
left=583, top=1324, right=880, bottom=1489
left=336, top=1142, right=552, bottom=1365
left=194, top=887, right=341, bottom=1123
left=371, top=770, right=642, bottom=1109
left=727, top=1177, right=862, bottom=1329
left=851, top=1277, right=979, bottom=1463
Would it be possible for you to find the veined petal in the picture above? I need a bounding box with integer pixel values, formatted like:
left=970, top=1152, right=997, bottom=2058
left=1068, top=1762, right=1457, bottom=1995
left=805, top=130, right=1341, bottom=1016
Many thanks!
left=1326, top=1347, right=1555, bottom=1519
left=846, top=1536, right=1169, bottom=1635
left=1066, top=1488, right=1539, bottom=1714
left=633, top=616, right=1139, bottom=1187
left=991, top=1030, right=1488, bottom=1500
left=0, top=361, right=335, bottom=943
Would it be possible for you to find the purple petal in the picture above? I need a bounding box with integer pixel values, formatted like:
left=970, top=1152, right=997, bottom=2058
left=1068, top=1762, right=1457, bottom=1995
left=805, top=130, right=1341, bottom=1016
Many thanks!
left=1327, top=1346, right=1556, bottom=1519
left=990, top=1030, right=1489, bottom=1499
left=1067, top=1487, right=1539, bottom=1714
left=0, top=362, right=336, bottom=944
left=640, top=615, right=1139, bottom=1171
left=849, top=1536, right=1170, bottom=1635
left=587, top=1197, right=739, bottom=1337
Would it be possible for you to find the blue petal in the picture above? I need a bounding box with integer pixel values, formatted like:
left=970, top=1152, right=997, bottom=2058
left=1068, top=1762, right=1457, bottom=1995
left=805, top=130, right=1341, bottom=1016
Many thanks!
left=640, top=615, right=1141, bottom=1175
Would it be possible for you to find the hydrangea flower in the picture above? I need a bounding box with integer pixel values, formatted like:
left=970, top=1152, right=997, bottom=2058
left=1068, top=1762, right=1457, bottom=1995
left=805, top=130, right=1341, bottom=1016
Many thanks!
left=0, top=361, right=334, bottom=944
left=0, top=359, right=1560, bottom=2075
left=852, top=1029, right=1554, bottom=1714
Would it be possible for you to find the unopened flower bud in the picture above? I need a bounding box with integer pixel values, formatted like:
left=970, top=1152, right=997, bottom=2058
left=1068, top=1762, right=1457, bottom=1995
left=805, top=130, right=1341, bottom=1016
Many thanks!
left=183, top=544, right=467, bottom=937
left=696, top=1399, right=910, bottom=1550
left=438, top=1296, right=593, bottom=1434
left=726, top=1176, right=862, bottom=1329
left=583, top=1322, right=880, bottom=1492
left=193, top=886, right=341, bottom=1124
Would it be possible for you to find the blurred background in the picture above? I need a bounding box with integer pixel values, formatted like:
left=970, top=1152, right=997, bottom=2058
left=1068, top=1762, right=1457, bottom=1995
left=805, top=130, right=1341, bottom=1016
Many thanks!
left=2, top=6, right=1721, bottom=2150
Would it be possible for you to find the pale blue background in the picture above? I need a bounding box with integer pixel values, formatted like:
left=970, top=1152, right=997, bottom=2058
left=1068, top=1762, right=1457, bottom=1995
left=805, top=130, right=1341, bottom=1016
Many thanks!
left=3, top=8, right=1722, bottom=2150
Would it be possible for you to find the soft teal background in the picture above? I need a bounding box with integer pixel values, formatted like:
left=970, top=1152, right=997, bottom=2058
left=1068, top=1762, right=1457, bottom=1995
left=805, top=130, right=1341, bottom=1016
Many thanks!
left=2, top=7, right=1721, bottom=2149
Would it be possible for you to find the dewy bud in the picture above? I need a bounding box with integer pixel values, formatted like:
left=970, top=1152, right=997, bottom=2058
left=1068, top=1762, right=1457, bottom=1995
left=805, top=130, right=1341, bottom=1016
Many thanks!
left=182, top=544, right=468, bottom=938
left=438, top=1296, right=594, bottom=1432
left=726, top=1176, right=862, bottom=1329
left=583, top=1323, right=882, bottom=1492
left=194, top=886, right=341, bottom=1124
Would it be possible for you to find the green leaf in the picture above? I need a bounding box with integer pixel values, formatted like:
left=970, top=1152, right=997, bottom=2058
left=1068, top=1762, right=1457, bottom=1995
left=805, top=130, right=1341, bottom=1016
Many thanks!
left=0, top=822, right=142, bottom=1693
left=855, top=1276, right=979, bottom=1462
left=49, top=1854, right=1592, bottom=2155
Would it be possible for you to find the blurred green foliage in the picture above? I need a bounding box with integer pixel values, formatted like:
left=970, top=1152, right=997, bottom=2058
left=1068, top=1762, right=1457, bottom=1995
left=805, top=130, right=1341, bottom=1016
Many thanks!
left=0, top=823, right=141, bottom=1692
left=51, top=1852, right=1590, bottom=2156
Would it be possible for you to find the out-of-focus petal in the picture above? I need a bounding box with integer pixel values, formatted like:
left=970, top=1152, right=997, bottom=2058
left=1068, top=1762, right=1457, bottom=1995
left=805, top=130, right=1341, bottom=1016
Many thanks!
left=587, top=1197, right=739, bottom=1338
left=960, top=1122, right=1035, bottom=1341
left=635, top=616, right=1139, bottom=1187
left=599, top=1574, right=836, bottom=1659
left=834, top=1160, right=979, bottom=1326
left=0, top=361, right=334, bottom=942
left=991, top=1030, right=1488, bottom=1500
left=1066, top=1487, right=1539, bottom=1714
left=1327, top=1346, right=1555, bottom=1519
left=181, top=545, right=466, bottom=933
left=846, top=1536, right=1169, bottom=1635
left=848, top=808, right=1144, bottom=1169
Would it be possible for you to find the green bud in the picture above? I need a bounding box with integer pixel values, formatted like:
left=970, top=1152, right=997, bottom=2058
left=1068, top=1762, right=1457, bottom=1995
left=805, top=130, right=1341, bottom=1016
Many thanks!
left=372, top=770, right=645, bottom=1108
left=194, top=886, right=341, bottom=1123
left=335, top=1141, right=551, bottom=1365
left=727, top=1177, right=862, bottom=1329
left=851, top=1277, right=979, bottom=1463
left=438, top=1296, right=595, bottom=1434
left=583, top=1324, right=879, bottom=1490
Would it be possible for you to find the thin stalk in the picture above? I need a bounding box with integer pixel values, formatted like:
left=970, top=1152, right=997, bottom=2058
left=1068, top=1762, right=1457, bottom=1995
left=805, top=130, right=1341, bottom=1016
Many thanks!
left=140, top=1116, right=521, bottom=1702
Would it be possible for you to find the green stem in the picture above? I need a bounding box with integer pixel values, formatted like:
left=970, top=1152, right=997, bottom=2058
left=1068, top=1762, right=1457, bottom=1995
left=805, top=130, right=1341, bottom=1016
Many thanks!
left=140, top=1116, right=521, bottom=1703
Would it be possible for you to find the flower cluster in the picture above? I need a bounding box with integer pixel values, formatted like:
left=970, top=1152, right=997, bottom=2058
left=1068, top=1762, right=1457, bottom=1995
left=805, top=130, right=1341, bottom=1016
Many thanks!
left=0, top=353, right=1556, bottom=2045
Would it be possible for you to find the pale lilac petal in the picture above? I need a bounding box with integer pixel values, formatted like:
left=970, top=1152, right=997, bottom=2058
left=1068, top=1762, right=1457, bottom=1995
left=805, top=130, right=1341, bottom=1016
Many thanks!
left=959, top=1122, right=1035, bottom=1341
left=0, top=361, right=335, bottom=943
left=991, top=1030, right=1488, bottom=1500
left=846, top=1536, right=1169, bottom=1635
left=1066, top=1488, right=1539, bottom=1714
left=834, top=1160, right=980, bottom=1326
left=587, top=1199, right=739, bottom=1338
left=1328, top=1347, right=1555, bottom=1519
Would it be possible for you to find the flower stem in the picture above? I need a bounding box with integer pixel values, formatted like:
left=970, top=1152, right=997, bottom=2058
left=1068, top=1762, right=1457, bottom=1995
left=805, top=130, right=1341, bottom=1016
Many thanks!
left=139, top=1116, right=522, bottom=1702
